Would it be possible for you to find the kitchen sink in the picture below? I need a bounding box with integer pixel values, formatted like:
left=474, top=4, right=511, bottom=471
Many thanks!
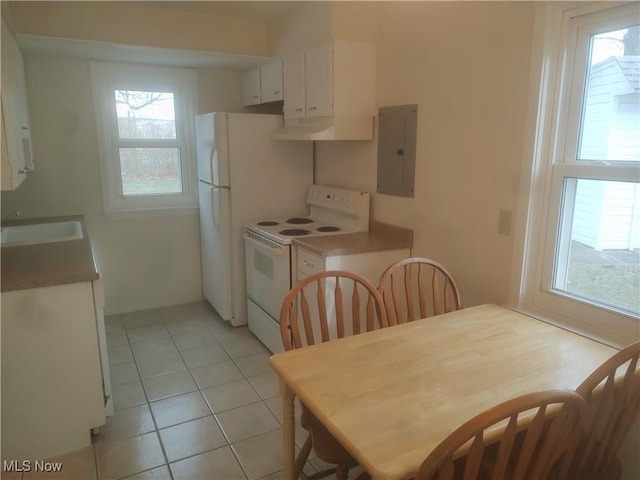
left=0, top=221, right=83, bottom=247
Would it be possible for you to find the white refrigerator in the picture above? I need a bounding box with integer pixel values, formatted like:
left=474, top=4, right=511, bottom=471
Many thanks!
left=196, top=112, right=312, bottom=326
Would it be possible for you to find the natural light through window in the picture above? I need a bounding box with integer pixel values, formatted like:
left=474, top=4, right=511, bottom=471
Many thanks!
left=91, top=62, right=196, bottom=214
left=552, top=24, right=640, bottom=316
left=520, top=2, right=639, bottom=345
left=578, top=28, right=640, bottom=162
left=114, top=90, right=182, bottom=196
left=555, top=179, right=639, bottom=315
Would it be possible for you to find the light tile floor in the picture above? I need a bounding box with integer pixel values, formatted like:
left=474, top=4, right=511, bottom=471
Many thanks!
left=6, top=302, right=363, bottom=480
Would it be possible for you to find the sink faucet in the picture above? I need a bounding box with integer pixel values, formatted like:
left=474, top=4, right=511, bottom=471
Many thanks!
left=2, top=210, right=22, bottom=221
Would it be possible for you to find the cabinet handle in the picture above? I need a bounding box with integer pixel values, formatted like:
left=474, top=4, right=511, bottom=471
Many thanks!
left=21, top=127, right=34, bottom=171
left=309, top=106, right=317, bottom=111
left=253, top=95, right=259, bottom=99
left=295, top=108, right=303, bottom=112
left=273, top=90, right=280, bottom=95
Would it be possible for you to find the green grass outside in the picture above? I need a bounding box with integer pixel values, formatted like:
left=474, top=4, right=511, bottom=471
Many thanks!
left=122, top=177, right=182, bottom=195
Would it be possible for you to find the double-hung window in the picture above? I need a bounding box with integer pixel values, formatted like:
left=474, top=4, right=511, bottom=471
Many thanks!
left=518, top=2, right=639, bottom=346
left=91, top=62, right=197, bottom=214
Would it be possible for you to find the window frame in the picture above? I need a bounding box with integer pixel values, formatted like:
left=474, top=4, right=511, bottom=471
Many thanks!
left=512, top=1, right=640, bottom=347
left=91, top=62, right=197, bottom=215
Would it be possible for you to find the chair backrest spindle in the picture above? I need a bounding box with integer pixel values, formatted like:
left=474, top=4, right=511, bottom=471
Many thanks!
left=378, top=257, right=462, bottom=325
left=571, top=341, right=640, bottom=480
left=280, top=270, right=388, bottom=350
left=415, top=389, right=587, bottom=480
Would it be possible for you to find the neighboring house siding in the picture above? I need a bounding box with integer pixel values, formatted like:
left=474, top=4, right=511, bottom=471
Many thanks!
left=574, top=180, right=640, bottom=251
left=598, top=182, right=639, bottom=250
left=573, top=56, right=640, bottom=251
left=610, top=94, right=640, bottom=161
left=580, top=59, right=618, bottom=160
left=573, top=179, right=603, bottom=248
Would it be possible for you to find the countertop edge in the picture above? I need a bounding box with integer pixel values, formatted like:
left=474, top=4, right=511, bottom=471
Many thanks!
left=1, top=215, right=100, bottom=292
left=292, top=221, right=413, bottom=257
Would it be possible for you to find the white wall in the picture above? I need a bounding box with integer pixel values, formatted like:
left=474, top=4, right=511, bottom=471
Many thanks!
left=270, top=1, right=535, bottom=307
left=372, top=2, right=534, bottom=307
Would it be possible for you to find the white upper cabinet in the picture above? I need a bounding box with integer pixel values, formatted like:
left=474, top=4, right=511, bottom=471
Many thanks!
left=282, top=51, right=306, bottom=119
left=282, top=39, right=376, bottom=121
left=1, top=17, right=34, bottom=191
left=260, top=59, right=283, bottom=104
left=242, top=59, right=284, bottom=106
left=304, top=42, right=333, bottom=118
left=242, top=67, right=262, bottom=106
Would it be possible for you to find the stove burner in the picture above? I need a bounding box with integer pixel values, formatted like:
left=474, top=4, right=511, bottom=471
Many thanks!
left=279, top=229, right=311, bottom=236
left=286, top=217, right=313, bottom=225
left=257, top=221, right=279, bottom=226
left=316, top=226, right=341, bottom=232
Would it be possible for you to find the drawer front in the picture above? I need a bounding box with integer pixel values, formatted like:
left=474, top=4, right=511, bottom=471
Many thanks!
left=297, top=248, right=324, bottom=280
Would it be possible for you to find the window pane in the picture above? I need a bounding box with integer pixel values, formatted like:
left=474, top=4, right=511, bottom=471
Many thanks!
left=119, top=148, right=182, bottom=195
left=115, top=90, right=176, bottom=139
left=578, top=25, right=640, bottom=162
left=554, top=178, right=640, bottom=314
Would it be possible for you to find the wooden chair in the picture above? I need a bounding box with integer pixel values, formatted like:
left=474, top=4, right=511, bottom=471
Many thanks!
left=570, top=341, right=640, bottom=480
left=377, top=257, right=461, bottom=325
left=415, top=389, right=588, bottom=480
left=279, top=270, right=388, bottom=479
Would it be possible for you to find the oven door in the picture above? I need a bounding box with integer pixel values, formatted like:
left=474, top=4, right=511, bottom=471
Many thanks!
left=244, top=230, right=291, bottom=320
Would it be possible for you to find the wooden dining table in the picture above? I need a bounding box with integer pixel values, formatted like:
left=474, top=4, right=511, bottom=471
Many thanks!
left=269, top=303, right=619, bottom=480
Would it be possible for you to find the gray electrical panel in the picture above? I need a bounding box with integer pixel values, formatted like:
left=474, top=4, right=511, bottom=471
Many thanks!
left=376, top=104, right=417, bottom=198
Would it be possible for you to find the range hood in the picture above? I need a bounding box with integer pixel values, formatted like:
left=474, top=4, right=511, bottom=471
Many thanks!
left=273, top=115, right=374, bottom=141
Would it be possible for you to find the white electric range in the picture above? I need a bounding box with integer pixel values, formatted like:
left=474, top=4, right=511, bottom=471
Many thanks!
left=243, top=185, right=370, bottom=353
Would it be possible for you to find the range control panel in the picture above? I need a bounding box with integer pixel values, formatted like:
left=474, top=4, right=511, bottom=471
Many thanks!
left=307, top=185, right=369, bottom=215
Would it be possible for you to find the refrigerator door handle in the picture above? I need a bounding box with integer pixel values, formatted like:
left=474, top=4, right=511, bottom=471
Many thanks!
left=210, top=141, right=221, bottom=187
left=205, top=183, right=230, bottom=228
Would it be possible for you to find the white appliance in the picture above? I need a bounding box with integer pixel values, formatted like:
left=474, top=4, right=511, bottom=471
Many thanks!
left=196, top=112, right=312, bottom=326
left=244, top=185, right=370, bottom=352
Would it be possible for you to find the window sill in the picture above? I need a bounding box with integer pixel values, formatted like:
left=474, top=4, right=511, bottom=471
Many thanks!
left=103, top=206, right=198, bottom=220
left=506, top=301, right=632, bottom=350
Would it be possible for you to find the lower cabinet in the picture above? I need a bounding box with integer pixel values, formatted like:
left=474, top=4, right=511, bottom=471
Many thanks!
left=1, top=281, right=109, bottom=461
left=295, top=246, right=411, bottom=285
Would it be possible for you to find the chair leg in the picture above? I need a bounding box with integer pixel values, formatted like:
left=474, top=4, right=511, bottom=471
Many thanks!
left=295, top=433, right=313, bottom=479
left=336, top=464, right=349, bottom=480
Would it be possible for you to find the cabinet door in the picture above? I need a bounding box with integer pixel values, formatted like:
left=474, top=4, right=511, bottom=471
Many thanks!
left=242, top=67, right=261, bottom=106
left=260, top=59, right=283, bottom=103
left=1, top=18, right=32, bottom=191
left=283, top=52, right=306, bottom=119
left=305, top=42, right=333, bottom=118
left=1, top=283, right=105, bottom=460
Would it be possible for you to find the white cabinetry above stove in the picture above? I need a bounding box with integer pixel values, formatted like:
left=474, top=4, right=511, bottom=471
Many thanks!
left=275, top=39, right=376, bottom=141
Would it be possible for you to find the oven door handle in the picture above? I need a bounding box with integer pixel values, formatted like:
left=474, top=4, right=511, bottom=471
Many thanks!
left=244, top=231, right=286, bottom=256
